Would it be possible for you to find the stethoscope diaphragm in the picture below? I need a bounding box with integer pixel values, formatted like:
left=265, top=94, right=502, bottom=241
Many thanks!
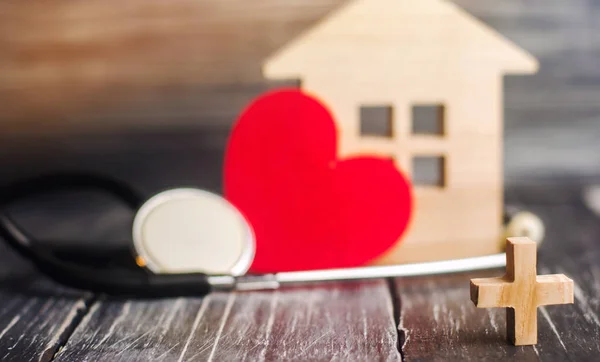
left=132, top=188, right=255, bottom=276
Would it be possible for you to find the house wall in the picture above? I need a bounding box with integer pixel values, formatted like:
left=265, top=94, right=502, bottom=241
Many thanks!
left=302, top=70, right=505, bottom=264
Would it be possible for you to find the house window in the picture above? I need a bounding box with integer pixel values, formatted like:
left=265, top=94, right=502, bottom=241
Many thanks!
left=412, top=104, right=445, bottom=135
left=360, top=105, right=393, bottom=137
left=412, top=156, right=446, bottom=187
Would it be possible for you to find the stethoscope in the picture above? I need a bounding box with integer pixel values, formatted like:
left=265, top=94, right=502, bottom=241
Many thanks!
left=0, top=172, right=545, bottom=298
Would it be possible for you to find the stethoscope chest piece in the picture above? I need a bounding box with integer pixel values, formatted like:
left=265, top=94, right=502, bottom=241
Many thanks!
left=132, top=188, right=255, bottom=276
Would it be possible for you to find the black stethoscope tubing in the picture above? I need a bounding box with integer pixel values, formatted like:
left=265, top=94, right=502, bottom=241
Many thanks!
left=0, top=172, right=507, bottom=298
left=0, top=172, right=213, bottom=297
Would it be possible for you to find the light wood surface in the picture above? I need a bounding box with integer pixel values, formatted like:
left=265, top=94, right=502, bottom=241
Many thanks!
left=263, top=0, right=539, bottom=265
left=470, top=237, right=574, bottom=345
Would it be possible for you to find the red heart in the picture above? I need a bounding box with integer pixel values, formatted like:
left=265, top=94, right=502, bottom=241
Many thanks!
left=224, top=89, right=412, bottom=273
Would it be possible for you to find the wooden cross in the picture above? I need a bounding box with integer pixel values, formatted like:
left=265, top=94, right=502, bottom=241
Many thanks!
left=470, top=237, right=574, bottom=345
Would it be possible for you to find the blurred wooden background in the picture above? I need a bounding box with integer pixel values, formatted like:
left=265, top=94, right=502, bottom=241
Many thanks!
left=0, top=0, right=599, bottom=194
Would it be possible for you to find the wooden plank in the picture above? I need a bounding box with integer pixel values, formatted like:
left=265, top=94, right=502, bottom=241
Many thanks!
left=53, top=297, right=206, bottom=362
left=395, top=272, right=539, bottom=361
left=395, top=191, right=600, bottom=360
left=205, top=282, right=399, bottom=361
left=521, top=202, right=600, bottom=360
left=0, top=243, right=93, bottom=362
left=54, top=280, right=400, bottom=361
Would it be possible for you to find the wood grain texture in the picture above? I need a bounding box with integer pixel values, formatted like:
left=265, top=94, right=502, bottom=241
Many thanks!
left=53, top=297, right=206, bottom=362
left=396, top=188, right=600, bottom=360
left=54, top=281, right=400, bottom=361
left=512, top=193, right=600, bottom=359
left=0, top=243, right=93, bottom=362
left=395, top=272, right=540, bottom=361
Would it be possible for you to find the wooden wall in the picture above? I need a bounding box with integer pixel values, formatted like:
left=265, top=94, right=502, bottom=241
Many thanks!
left=0, top=0, right=598, bottom=191
left=0, top=0, right=346, bottom=134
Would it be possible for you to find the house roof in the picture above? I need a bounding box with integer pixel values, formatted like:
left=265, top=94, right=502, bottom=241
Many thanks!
left=264, top=0, right=539, bottom=80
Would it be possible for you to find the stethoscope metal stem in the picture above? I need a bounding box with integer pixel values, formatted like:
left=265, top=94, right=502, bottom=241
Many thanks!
left=207, top=253, right=507, bottom=292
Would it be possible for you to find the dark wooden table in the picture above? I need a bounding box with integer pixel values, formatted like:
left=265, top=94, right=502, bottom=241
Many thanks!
left=1, top=185, right=599, bottom=361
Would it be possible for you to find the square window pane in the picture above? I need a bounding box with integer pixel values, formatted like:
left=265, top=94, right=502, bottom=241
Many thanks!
left=360, top=105, right=393, bottom=137
left=412, top=156, right=445, bottom=187
left=412, top=105, right=444, bottom=135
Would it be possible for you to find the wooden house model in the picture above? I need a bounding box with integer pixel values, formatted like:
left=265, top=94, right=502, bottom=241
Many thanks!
left=262, top=0, right=539, bottom=264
